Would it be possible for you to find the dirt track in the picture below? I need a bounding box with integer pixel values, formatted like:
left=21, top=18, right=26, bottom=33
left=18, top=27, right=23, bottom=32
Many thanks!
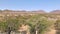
left=45, top=29, right=56, bottom=34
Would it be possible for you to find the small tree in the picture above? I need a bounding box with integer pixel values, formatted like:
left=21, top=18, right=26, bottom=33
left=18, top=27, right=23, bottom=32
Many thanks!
left=55, top=19, right=60, bottom=34
left=0, top=16, right=20, bottom=34
left=27, top=15, right=55, bottom=34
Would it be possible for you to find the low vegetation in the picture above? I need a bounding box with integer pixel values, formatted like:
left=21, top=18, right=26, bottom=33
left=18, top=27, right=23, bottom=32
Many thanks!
left=0, top=10, right=60, bottom=34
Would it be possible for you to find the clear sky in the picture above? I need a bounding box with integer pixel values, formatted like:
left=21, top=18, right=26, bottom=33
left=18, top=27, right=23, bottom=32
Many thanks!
left=0, top=0, right=60, bottom=12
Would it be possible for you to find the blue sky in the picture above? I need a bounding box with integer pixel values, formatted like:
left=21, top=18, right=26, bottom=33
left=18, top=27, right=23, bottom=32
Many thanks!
left=0, top=0, right=60, bottom=12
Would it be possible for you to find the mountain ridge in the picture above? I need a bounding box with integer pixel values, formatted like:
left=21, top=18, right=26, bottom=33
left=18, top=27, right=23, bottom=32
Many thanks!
left=0, top=9, right=60, bottom=14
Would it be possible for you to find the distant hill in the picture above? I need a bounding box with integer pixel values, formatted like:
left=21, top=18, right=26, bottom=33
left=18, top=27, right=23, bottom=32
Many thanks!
left=50, top=10, right=60, bottom=14
left=0, top=9, right=60, bottom=15
left=0, top=10, right=46, bottom=15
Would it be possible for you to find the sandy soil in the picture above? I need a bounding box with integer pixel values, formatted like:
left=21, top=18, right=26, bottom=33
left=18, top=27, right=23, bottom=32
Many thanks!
left=45, top=29, right=56, bottom=34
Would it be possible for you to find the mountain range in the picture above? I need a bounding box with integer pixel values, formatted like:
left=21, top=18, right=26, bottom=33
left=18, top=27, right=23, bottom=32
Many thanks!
left=0, top=10, right=60, bottom=14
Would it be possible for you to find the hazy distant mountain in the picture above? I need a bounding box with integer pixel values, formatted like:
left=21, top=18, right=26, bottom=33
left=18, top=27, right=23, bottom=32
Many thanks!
left=30, top=10, right=46, bottom=14
left=0, top=10, right=46, bottom=14
left=50, top=10, right=60, bottom=14
left=1, top=9, right=60, bottom=14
